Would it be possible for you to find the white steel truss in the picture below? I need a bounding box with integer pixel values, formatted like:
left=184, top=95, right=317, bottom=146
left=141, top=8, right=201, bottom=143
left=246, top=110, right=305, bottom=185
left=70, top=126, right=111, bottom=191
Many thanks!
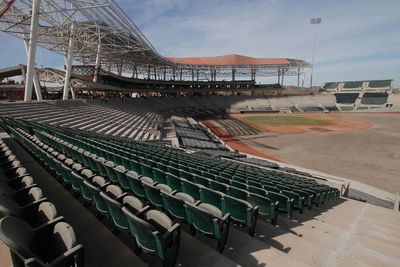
left=0, top=0, right=311, bottom=81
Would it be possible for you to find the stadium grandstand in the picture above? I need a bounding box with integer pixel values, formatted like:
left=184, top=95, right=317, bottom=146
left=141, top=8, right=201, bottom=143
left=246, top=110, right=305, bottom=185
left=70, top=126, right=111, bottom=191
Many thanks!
left=1, top=1, right=400, bottom=267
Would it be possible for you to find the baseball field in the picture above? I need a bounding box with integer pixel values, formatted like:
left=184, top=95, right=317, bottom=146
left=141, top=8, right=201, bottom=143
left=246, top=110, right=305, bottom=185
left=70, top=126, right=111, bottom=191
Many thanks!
left=202, top=113, right=400, bottom=194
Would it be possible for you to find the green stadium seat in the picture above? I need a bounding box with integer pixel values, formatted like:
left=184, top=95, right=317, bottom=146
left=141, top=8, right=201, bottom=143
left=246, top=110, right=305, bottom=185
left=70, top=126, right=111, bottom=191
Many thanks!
left=141, top=164, right=154, bottom=178
left=209, top=180, right=228, bottom=194
left=161, top=192, right=196, bottom=221
left=143, top=182, right=173, bottom=209
left=153, top=168, right=168, bottom=184
left=247, top=193, right=279, bottom=225
left=221, top=195, right=259, bottom=236
left=199, top=187, right=223, bottom=210
left=127, top=172, right=148, bottom=199
left=193, top=175, right=210, bottom=187
left=165, top=173, right=183, bottom=192
left=185, top=202, right=230, bottom=252
left=181, top=179, right=202, bottom=200
left=227, top=186, right=248, bottom=200
left=122, top=208, right=180, bottom=267
left=267, top=191, right=294, bottom=218
left=0, top=216, right=84, bottom=267
left=282, top=190, right=304, bottom=213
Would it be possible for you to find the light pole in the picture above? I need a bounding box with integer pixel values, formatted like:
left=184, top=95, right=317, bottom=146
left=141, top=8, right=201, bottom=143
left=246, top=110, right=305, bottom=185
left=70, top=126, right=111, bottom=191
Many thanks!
left=310, top=17, right=321, bottom=88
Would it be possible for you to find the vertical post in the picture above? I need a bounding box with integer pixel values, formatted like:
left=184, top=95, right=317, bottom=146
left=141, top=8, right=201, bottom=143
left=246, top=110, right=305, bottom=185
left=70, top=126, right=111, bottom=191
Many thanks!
left=281, top=69, right=285, bottom=86
left=196, top=70, right=199, bottom=81
left=24, top=38, right=43, bottom=100
left=63, top=21, right=75, bottom=100
left=163, top=67, right=166, bottom=81
left=147, top=65, right=151, bottom=79
left=179, top=69, right=183, bottom=81
left=191, top=69, right=194, bottom=81
left=24, top=0, right=40, bottom=102
left=232, top=68, right=236, bottom=81
left=21, top=65, right=26, bottom=84
left=117, top=62, right=123, bottom=76
left=310, top=17, right=322, bottom=88
left=93, top=41, right=101, bottom=82
left=277, top=69, right=281, bottom=84
left=297, top=67, right=301, bottom=88
left=214, top=69, right=217, bottom=81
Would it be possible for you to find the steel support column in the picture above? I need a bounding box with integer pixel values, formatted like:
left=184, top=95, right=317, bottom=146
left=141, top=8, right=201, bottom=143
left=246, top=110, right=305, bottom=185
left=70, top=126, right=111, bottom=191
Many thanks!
left=63, top=22, right=75, bottom=100
left=24, top=37, right=42, bottom=100
left=277, top=69, right=281, bottom=84
left=24, top=0, right=40, bottom=102
left=297, top=67, right=300, bottom=88
left=93, top=41, right=101, bottom=82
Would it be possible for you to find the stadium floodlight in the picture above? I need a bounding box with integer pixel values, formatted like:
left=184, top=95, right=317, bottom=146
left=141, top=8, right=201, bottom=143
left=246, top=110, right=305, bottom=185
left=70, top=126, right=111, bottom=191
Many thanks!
left=310, top=17, right=322, bottom=88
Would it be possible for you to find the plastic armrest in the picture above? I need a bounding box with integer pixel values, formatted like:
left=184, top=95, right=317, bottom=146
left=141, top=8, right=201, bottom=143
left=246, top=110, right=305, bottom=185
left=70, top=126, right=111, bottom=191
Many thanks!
left=24, top=257, right=46, bottom=266
left=163, top=223, right=181, bottom=239
left=99, top=182, right=111, bottom=189
left=21, top=198, right=48, bottom=209
left=35, top=218, right=61, bottom=235
left=116, top=192, right=128, bottom=201
left=221, top=213, right=230, bottom=223
left=48, top=244, right=84, bottom=267
left=33, top=216, right=65, bottom=231
left=14, top=184, right=37, bottom=194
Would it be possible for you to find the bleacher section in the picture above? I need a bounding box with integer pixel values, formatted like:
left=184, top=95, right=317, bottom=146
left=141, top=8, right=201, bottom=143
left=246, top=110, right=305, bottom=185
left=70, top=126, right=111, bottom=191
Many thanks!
left=2, top=100, right=400, bottom=266
left=367, top=80, right=392, bottom=89
left=361, top=92, right=389, bottom=105
left=0, top=138, right=85, bottom=266
left=334, top=93, right=359, bottom=104
left=0, top=118, right=344, bottom=266
left=322, top=82, right=340, bottom=91
left=0, top=101, right=163, bottom=141
left=342, top=81, right=363, bottom=90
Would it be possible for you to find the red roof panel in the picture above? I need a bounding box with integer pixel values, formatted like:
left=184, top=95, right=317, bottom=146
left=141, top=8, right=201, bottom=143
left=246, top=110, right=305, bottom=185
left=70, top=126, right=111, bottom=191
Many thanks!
left=165, top=54, right=290, bottom=66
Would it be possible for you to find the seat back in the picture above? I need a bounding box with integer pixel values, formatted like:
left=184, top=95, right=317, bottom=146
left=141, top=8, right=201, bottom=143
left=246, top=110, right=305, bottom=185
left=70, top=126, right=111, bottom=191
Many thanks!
left=181, top=180, right=201, bottom=200
left=193, top=176, right=210, bottom=187
left=153, top=168, right=167, bottom=184
left=227, top=186, right=248, bottom=200
left=127, top=173, right=145, bottom=198
left=161, top=193, right=187, bottom=221
left=209, top=180, right=228, bottom=194
left=122, top=207, right=158, bottom=253
left=199, top=187, right=223, bottom=210
left=185, top=203, right=216, bottom=236
left=165, top=173, right=182, bottom=192
left=51, top=222, right=77, bottom=257
left=142, top=183, right=164, bottom=208
left=247, top=193, right=278, bottom=224
left=101, top=192, right=128, bottom=231
left=0, top=216, right=38, bottom=260
left=36, top=202, right=58, bottom=224
left=221, top=195, right=251, bottom=224
left=140, top=164, right=154, bottom=178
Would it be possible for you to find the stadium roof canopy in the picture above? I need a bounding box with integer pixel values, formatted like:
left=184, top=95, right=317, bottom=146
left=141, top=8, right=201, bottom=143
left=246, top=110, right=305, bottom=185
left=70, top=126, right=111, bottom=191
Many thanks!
left=0, top=0, right=310, bottom=80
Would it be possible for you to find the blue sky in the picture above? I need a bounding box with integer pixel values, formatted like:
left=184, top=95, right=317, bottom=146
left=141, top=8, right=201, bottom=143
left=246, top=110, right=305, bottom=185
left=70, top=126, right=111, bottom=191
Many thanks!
left=1, top=0, right=399, bottom=86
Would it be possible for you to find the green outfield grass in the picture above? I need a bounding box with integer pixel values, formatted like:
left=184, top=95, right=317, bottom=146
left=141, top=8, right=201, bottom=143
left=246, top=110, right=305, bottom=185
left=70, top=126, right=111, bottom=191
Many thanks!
left=242, top=115, right=329, bottom=126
